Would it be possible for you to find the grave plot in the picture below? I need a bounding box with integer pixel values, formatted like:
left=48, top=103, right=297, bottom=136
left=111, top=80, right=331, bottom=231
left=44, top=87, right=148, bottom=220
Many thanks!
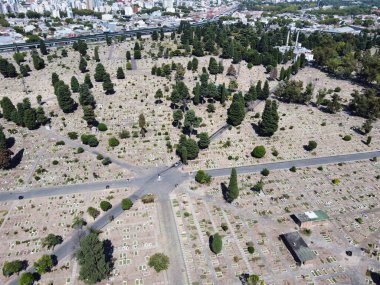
left=0, top=187, right=133, bottom=285
left=181, top=159, right=379, bottom=283
left=98, top=199, right=167, bottom=285
left=192, top=97, right=380, bottom=170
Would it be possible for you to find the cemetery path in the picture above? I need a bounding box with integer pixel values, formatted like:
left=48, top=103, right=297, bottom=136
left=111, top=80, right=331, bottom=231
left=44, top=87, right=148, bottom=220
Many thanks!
left=205, top=150, right=380, bottom=177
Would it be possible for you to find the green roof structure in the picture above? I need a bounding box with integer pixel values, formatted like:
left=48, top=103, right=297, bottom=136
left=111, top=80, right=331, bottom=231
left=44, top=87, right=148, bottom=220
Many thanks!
left=281, top=232, right=316, bottom=264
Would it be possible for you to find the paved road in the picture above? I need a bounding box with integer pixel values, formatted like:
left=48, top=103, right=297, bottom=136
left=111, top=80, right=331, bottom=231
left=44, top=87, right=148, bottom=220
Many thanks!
left=7, top=167, right=188, bottom=285
left=206, top=150, right=380, bottom=177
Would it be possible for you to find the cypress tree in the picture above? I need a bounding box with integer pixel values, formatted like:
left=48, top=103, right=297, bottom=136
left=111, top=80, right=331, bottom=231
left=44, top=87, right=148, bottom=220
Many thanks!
left=116, top=67, right=125, bottom=79
left=227, top=168, right=239, bottom=202
left=79, top=84, right=95, bottom=106
left=39, top=40, right=47, bottom=55
left=23, top=108, right=37, bottom=130
left=94, top=63, right=106, bottom=82
left=258, top=100, right=279, bottom=137
left=280, top=67, right=285, bottom=81
left=6, top=63, right=17, bottom=77
left=208, top=57, right=219, bottom=76
left=94, top=46, right=100, bottom=62
left=126, top=51, right=131, bottom=60
left=82, top=105, right=96, bottom=126
left=260, top=80, right=270, bottom=100
left=84, top=74, right=93, bottom=89
left=256, top=81, right=262, bottom=100
left=36, top=106, right=49, bottom=125
left=79, top=57, right=87, bottom=73
left=16, top=103, right=25, bottom=126
left=0, top=97, right=16, bottom=121
left=227, top=93, right=245, bottom=126
left=51, top=72, right=59, bottom=87
left=71, top=76, right=80, bottom=93
left=102, top=73, right=114, bottom=94
left=57, top=84, right=76, bottom=113
left=0, top=126, right=7, bottom=150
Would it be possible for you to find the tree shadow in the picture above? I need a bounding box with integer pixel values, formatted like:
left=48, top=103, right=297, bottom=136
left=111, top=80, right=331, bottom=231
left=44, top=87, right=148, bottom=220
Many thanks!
left=6, top=137, right=15, bottom=148
left=21, top=260, right=29, bottom=271
left=352, top=127, right=364, bottom=136
left=51, top=255, right=58, bottom=266
left=370, top=271, right=380, bottom=285
left=221, top=183, right=228, bottom=202
left=103, top=239, right=114, bottom=269
left=250, top=123, right=260, bottom=136
left=10, top=148, right=24, bottom=169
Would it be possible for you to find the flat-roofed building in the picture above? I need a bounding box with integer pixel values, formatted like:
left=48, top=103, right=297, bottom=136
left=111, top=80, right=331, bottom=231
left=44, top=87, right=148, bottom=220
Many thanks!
left=292, top=210, right=329, bottom=228
left=280, top=232, right=316, bottom=265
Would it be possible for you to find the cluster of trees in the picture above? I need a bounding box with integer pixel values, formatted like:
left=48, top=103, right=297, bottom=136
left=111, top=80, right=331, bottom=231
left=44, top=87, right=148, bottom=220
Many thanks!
left=279, top=54, right=307, bottom=80
left=94, top=63, right=114, bottom=94
left=0, top=57, right=17, bottom=78
left=76, top=233, right=113, bottom=284
left=31, top=51, right=45, bottom=70
left=303, top=31, right=379, bottom=86
left=192, top=72, right=230, bottom=105
left=52, top=73, right=77, bottom=113
left=186, top=57, right=199, bottom=72
left=258, top=100, right=279, bottom=137
left=349, top=88, right=380, bottom=119
left=177, top=21, right=293, bottom=69
left=274, top=80, right=314, bottom=104
left=0, top=97, right=49, bottom=130
left=73, top=40, right=89, bottom=56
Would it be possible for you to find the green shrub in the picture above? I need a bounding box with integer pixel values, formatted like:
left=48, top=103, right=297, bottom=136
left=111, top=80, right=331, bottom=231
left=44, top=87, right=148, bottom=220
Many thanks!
left=96, top=154, right=104, bottom=160
left=121, top=198, right=133, bottom=210
left=289, top=166, right=296, bottom=172
left=343, top=135, right=352, bottom=141
left=261, top=168, right=270, bottom=176
left=77, top=147, right=84, bottom=154
left=195, top=170, right=212, bottom=184
left=100, top=201, right=112, bottom=211
left=251, top=145, right=266, bottom=158
left=97, top=123, right=108, bottom=132
left=108, top=137, right=120, bottom=147
left=248, top=246, right=255, bottom=254
left=55, top=140, right=65, bottom=146
left=307, top=140, right=317, bottom=151
left=52, top=160, right=59, bottom=165
left=102, top=157, right=112, bottom=165
left=332, top=178, right=340, bottom=185
left=68, top=132, right=78, bottom=140
left=210, top=233, right=222, bottom=254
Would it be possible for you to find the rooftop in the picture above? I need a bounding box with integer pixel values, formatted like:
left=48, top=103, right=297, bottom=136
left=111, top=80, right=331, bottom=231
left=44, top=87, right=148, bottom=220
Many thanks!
left=294, top=210, right=329, bottom=223
left=281, top=232, right=316, bottom=263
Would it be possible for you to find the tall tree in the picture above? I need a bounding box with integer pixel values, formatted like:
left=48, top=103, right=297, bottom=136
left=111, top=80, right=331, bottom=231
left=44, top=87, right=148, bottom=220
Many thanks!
left=102, top=73, right=114, bottom=94
left=258, top=100, right=279, bottom=137
left=94, top=63, right=106, bottom=82
left=226, top=168, right=239, bottom=202
left=84, top=73, right=93, bottom=89
left=82, top=105, right=96, bottom=126
left=76, top=233, right=112, bottom=284
left=94, top=46, right=100, bottom=62
left=259, top=80, right=270, bottom=100
left=57, top=84, right=76, bottom=113
left=39, top=40, right=47, bottom=55
left=183, top=109, right=202, bottom=136
left=208, top=57, right=219, bottom=77
left=0, top=97, right=16, bottom=121
left=227, top=93, right=245, bottom=126
left=116, top=67, right=125, bottom=79
left=79, top=57, right=87, bottom=73
left=23, top=108, right=37, bottom=130
left=71, top=76, right=80, bottom=93
left=79, top=84, right=95, bottom=107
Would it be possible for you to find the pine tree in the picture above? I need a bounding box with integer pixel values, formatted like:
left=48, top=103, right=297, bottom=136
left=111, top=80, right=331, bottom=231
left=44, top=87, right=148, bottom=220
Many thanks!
left=227, top=93, right=245, bottom=126
left=71, top=76, right=80, bottom=93
left=102, top=73, right=114, bottom=94
left=197, top=132, right=210, bottom=149
left=82, top=105, right=96, bottom=126
left=126, top=51, right=131, bottom=60
left=51, top=72, right=59, bottom=87
left=79, top=57, right=87, bottom=73
left=94, top=46, right=100, bottom=62
left=191, top=58, right=198, bottom=72
left=279, top=67, right=285, bottom=81
left=84, top=74, right=93, bottom=89
left=116, top=67, right=125, bottom=79
left=260, top=80, right=270, bottom=100
left=193, top=83, right=201, bottom=105
left=227, top=168, right=239, bottom=202
left=39, top=40, right=47, bottom=55
left=36, top=106, right=49, bottom=125
left=57, top=84, right=76, bottom=113
left=258, top=100, right=279, bottom=137
left=0, top=126, right=7, bottom=150
left=208, top=57, right=219, bottom=76
left=219, top=83, right=228, bottom=104
left=79, top=84, right=95, bottom=106
left=256, top=81, right=262, bottom=100
left=0, top=97, right=16, bottom=121
left=94, top=63, right=106, bottom=82
left=23, top=108, right=37, bottom=130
